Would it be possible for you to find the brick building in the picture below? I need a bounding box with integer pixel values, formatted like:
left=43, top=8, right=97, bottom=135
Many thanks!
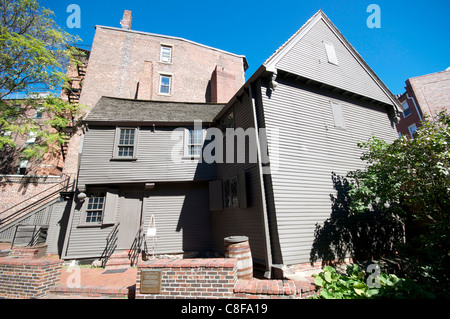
left=396, top=68, right=450, bottom=138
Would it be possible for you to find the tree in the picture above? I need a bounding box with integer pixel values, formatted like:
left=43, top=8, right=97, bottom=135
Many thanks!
left=0, top=0, right=84, bottom=160
left=347, top=111, right=450, bottom=297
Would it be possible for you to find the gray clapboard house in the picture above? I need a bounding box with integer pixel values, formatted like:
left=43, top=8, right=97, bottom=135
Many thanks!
left=61, top=97, right=224, bottom=260
left=59, top=10, right=404, bottom=276
left=208, top=10, right=404, bottom=277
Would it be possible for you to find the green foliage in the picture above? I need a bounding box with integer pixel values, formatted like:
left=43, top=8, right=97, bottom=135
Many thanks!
left=311, top=265, right=435, bottom=299
left=0, top=95, right=85, bottom=160
left=0, top=0, right=86, bottom=160
left=0, top=0, right=82, bottom=98
left=346, top=111, right=450, bottom=297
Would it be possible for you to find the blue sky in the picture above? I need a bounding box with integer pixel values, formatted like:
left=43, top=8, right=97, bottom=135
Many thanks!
left=41, top=0, right=449, bottom=95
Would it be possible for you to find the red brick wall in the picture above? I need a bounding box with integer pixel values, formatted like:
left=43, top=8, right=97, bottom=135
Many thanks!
left=0, top=257, right=63, bottom=299
left=136, top=259, right=317, bottom=299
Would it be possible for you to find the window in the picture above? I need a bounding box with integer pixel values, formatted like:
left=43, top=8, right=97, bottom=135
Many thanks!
left=408, top=123, right=418, bottom=138
left=25, top=130, right=37, bottom=144
left=324, top=41, right=339, bottom=65
left=402, top=101, right=411, bottom=118
left=114, top=127, right=138, bottom=159
left=185, top=129, right=203, bottom=158
left=159, top=75, right=172, bottom=95
left=224, top=175, right=239, bottom=208
left=17, top=159, right=28, bottom=175
left=85, top=193, right=106, bottom=224
left=33, top=106, right=43, bottom=119
left=160, top=45, right=172, bottom=63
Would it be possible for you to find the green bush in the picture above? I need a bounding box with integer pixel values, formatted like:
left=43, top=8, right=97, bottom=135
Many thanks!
left=311, top=265, right=435, bottom=299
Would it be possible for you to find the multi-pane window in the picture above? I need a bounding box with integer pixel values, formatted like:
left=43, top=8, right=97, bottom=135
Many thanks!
left=408, top=123, right=418, bottom=138
left=187, top=129, right=203, bottom=157
left=115, top=128, right=137, bottom=158
left=85, top=193, right=105, bottom=224
left=159, top=75, right=171, bottom=94
left=224, top=176, right=239, bottom=208
left=160, top=45, right=172, bottom=63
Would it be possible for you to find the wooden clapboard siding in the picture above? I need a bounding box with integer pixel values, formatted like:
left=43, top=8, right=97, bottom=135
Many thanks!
left=212, top=91, right=269, bottom=266
left=273, top=17, right=392, bottom=105
left=260, top=76, right=398, bottom=265
left=78, top=126, right=216, bottom=188
left=142, top=182, right=211, bottom=254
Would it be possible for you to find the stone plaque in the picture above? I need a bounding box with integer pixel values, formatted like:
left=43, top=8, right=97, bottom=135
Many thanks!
left=140, top=269, right=162, bottom=294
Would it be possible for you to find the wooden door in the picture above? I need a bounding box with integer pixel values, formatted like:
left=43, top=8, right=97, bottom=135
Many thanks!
left=117, top=191, right=143, bottom=250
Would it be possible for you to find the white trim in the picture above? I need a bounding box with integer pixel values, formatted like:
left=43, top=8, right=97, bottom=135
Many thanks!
left=95, top=25, right=246, bottom=60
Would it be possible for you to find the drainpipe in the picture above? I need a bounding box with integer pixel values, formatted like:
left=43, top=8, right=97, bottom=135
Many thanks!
left=248, top=80, right=273, bottom=279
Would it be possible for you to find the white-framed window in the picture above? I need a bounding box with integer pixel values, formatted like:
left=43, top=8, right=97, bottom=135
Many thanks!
left=25, top=130, right=37, bottom=144
left=160, top=45, right=172, bottom=63
left=84, top=192, right=106, bottom=224
left=159, top=74, right=172, bottom=95
left=402, top=101, right=411, bottom=118
left=408, top=123, right=418, bottom=138
left=184, top=128, right=204, bottom=158
left=113, top=127, right=138, bottom=159
left=17, top=158, right=28, bottom=175
left=324, top=41, right=339, bottom=65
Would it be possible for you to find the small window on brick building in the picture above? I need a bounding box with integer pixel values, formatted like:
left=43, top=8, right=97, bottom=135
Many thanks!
left=160, top=45, right=172, bottom=63
left=17, top=158, right=28, bottom=175
left=159, top=74, right=172, bottom=95
left=402, top=101, right=411, bottom=118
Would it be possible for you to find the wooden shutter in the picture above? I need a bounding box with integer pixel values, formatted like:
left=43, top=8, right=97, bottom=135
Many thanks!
left=330, top=101, right=346, bottom=128
left=103, top=188, right=119, bottom=225
left=209, top=179, right=223, bottom=211
left=238, top=171, right=248, bottom=209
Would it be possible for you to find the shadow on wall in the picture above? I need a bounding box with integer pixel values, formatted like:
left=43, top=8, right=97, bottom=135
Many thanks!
left=310, top=173, right=405, bottom=266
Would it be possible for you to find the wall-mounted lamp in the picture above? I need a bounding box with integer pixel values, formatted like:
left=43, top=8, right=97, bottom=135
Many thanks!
left=77, top=192, right=87, bottom=202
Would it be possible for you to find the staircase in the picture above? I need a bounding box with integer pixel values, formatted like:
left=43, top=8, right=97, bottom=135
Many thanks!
left=104, top=250, right=143, bottom=269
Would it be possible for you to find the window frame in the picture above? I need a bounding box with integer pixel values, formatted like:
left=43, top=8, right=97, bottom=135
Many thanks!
left=160, top=45, right=172, bottom=63
left=183, top=128, right=205, bottom=159
left=159, top=74, right=172, bottom=95
left=408, top=123, right=418, bottom=138
left=112, top=127, right=138, bottom=160
left=25, top=130, right=37, bottom=144
left=223, top=175, right=239, bottom=209
left=402, top=101, right=411, bottom=118
left=79, top=190, right=107, bottom=227
left=17, top=158, right=29, bottom=175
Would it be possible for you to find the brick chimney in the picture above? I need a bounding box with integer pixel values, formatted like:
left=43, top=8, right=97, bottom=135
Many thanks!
left=120, top=10, right=132, bottom=30
left=211, top=66, right=236, bottom=103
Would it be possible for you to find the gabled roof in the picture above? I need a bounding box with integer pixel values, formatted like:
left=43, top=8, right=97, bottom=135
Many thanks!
left=84, top=96, right=225, bottom=126
left=263, top=10, right=404, bottom=112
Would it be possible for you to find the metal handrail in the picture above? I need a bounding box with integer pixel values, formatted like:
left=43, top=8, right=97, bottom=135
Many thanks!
left=128, top=220, right=146, bottom=266
left=0, top=174, right=74, bottom=227
left=101, top=222, right=120, bottom=268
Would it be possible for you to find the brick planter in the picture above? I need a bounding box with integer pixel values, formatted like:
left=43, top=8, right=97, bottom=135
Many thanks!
left=136, top=259, right=237, bottom=299
left=0, top=256, right=63, bottom=299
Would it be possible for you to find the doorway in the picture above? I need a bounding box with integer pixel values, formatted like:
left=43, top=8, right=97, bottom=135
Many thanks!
left=117, top=191, right=143, bottom=250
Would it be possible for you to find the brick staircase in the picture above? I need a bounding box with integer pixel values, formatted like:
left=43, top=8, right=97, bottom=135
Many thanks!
left=104, top=250, right=143, bottom=269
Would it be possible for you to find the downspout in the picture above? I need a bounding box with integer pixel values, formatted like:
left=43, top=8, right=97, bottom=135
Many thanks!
left=248, top=78, right=273, bottom=279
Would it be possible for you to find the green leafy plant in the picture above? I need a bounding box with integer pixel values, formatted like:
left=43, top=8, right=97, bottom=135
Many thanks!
left=311, top=264, right=435, bottom=299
